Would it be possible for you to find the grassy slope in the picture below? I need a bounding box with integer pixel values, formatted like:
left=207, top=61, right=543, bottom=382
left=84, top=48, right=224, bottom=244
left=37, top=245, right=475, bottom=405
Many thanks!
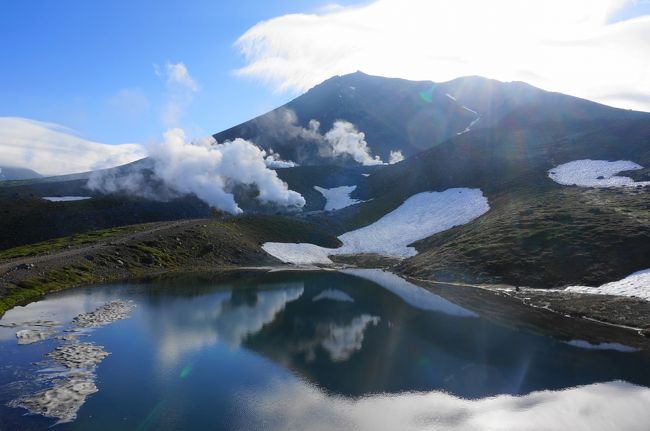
left=0, top=215, right=339, bottom=316
left=399, top=185, right=650, bottom=287
left=319, top=118, right=650, bottom=288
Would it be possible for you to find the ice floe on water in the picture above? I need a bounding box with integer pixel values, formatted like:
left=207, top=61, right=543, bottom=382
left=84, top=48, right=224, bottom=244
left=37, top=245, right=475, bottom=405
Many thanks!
left=16, top=328, right=57, bottom=345
left=564, top=269, right=650, bottom=301
left=8, top=300, right=135, bottom=423
left=563, top=339, right=639, bottom=353
left=341, top=269, right=477, bottom=317
left=73, top=300, right=136, bottom=328
left=263, top=188, right=489, bottom=264
left=42, top=196, right=92, bottom=202
left=313, top=289, right=354, bottom=303
left=10, top=371, right=99, bottom=423
left=548, top=159, right=650, bottom=188
left=10, top=343, right=110, bottom=423
left=48, top=343, right=110, bottom=369
left=314, top=185, right=363, bottom=211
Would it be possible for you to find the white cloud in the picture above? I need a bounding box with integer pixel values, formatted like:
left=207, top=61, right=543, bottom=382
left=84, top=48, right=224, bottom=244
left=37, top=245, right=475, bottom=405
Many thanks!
left=0, top=117, right=147, bottom=176
left=235, top=0, right=650, bottom=112
left=108, top=88, right=150, bottom=118
left=155, top=61, right=198, bottom=127
left=242, top=379, right=650, bottom=431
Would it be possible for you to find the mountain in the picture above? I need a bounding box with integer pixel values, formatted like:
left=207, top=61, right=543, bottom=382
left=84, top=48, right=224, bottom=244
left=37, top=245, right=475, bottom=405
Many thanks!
left=214, top=71, right=646, bottom=165
left=0, top=166, right=42, bottom=181
left=1, top=72, right=650, bottom=292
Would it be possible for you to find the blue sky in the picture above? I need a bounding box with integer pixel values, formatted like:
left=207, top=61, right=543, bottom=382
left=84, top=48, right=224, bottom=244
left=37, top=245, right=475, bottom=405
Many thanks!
left=1, top=0, right=648, bottom=157
left=0, top=0, right=358, bottom=144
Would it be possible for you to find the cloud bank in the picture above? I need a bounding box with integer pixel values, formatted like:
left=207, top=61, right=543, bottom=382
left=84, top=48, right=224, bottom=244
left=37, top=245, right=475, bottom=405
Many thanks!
left=235, top=0, right=650, bottom=112
left=0, top=117, right=147, bottom=176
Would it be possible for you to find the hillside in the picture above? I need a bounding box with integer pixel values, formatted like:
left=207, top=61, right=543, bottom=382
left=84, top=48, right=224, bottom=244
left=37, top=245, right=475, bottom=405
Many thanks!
left=0, top=215, right=340, bottom=316
left=0, top=166, right=42, bottom=180
left=1, top=72, right=649, bottom=293
left=213, top=72, right=646, bottom=165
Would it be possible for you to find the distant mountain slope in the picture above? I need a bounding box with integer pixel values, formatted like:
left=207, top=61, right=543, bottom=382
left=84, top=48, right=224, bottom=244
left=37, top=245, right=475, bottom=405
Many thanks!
left=0, top=166, right=42, bottom=181
left=214, top=72, right=647, bottom=165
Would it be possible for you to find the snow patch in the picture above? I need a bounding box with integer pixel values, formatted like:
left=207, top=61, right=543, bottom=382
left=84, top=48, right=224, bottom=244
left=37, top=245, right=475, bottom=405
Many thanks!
left=42, top=196, right=92, bottom=202
left=563, top=339, right=639, bottom=353
left=314, top=185, right=363, bottom=211
left=564, top=269, right=650, bottom=301
left=462, top=106, right=478, bottom=115
left=262, top=243, right=333, bottom=264
left=548, top=159, right=650, bottom=188
left=457, top=116, right=480, bottom=135
left=313, top=289, right=354, bottom=303
left=445, top=93, right=457, bottom=101
left=340, top=269, right=477, bottom=317
left=263, top=188, right=489, bottom=263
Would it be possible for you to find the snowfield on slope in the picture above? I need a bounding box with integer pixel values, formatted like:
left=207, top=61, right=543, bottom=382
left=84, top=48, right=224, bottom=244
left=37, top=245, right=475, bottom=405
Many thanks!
left=314, top=185, right=363, bottom=211
left=548, top=160, right=650, bottom=188
left=263, top=188, right=489, bottom=264
left=564, top=269, right=650, bottom=301
left=43, top=196, right=92, bottom=202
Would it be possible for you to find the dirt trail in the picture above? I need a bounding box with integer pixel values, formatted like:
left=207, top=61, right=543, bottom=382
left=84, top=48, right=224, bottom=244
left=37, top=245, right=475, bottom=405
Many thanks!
left=0, top=219, right=205, bottom=275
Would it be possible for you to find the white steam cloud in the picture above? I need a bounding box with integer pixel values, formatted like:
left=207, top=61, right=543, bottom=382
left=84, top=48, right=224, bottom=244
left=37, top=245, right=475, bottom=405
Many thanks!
left=88, top=129, right=305, bottom=214
left=388, top=150, right=404, bottom=164
left=264, top=149, right=298, bottom=168
left=254, top=110, right=401, bottom=166
left=324, top=121, right=384, bottom=166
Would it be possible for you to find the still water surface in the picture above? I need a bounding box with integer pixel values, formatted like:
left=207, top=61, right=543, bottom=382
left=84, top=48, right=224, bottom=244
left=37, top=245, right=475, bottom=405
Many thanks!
left=1, top=269, right=649, bottom=430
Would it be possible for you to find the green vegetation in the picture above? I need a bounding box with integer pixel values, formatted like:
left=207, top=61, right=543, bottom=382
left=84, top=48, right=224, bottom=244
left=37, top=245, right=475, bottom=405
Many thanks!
left=0, top=224, right=150, bottom=260
left=0, top=265, right=96, bottom=315
left=0, top=214, right=342, bottom=317
left=399, top=186, right=650, bottom=288
left=223, top=215, right=342, bottom=248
